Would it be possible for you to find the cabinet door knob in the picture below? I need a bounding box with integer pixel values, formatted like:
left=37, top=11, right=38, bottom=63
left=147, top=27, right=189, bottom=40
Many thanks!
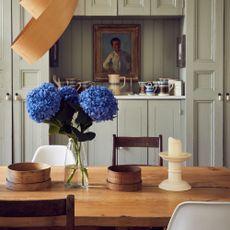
left=226, top=93, right=230, bottom=101
left=14, top=93, right=21, bottom=101
left=218, top=93, right=223, bottom=101
left=5, top=93, right=11, bottom=101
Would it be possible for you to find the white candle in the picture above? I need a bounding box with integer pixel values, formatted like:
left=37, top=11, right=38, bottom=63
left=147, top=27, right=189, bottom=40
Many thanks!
left=168, top=137, right=182, bottom=156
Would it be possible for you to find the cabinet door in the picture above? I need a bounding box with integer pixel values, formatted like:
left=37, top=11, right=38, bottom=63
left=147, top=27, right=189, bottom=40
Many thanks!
left=0, top=0, right=12, bottom=164
left=186, top=0, right=224, bottom=166
left=118, top=0, right=150, bottom=15
left=118, top=100, right=148, bottom=165
left=86, top=0, right=117, bottom=16
left=88, top=119, right=117, bottom=166
left=224, top=0, right=230, bottom=167
left=12, top=2, right=49, bottom=163
left=74, top=0, right=85, bottom=16
left=148, top=100, right=184, bottom=156
left=151, top=0, right=183, bottom=15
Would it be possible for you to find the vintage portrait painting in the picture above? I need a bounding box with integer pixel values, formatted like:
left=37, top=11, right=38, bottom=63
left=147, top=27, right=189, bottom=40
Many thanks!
left=93, top=24, right=140, bottom=81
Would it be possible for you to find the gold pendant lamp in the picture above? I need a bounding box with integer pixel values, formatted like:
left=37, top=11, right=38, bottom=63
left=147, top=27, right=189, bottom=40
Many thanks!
left=12, top=0, right=78, bottom=64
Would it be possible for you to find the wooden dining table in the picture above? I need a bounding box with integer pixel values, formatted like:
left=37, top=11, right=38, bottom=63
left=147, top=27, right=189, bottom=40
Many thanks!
left=1, top=166, right=230, bottom=228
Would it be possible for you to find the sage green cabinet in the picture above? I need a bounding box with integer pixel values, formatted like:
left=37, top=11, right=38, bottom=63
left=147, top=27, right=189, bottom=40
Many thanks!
left=224, top=0, right=230, bottom=167
left=151, top=0, right=183, bottom=15
left=118, top=0, right=150, bottom=16
left=185, top=0, right=224, bottom=166
left=74, top=0, right=85, bottom=15
left=74, top=0, right=183, bottom=16
left=0, top=0, right=12, bottom=164
left=117, top=99, right=185, bottom=165
left=85, top=0, right=117, bottom=16
left=54, top=99, right=185, bottom=166
left=12, top=2, right=49, bottom=163
left=0, top=1, right=49, bottom=164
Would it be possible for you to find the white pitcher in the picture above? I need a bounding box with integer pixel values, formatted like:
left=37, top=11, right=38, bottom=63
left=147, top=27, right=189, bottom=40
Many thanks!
left=108, top=74, right=126, bottom=95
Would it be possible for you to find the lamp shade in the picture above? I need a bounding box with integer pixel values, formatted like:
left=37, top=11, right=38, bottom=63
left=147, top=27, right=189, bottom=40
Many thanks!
left=20, top=0, right=52, bottom=19
left=12, top=0, right=78, bottom=64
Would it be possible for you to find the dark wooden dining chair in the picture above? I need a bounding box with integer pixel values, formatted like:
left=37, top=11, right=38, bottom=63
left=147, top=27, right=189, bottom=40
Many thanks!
left=112, top=134, right=163, bottom=166
left=0, top=194, right=74, bottom=230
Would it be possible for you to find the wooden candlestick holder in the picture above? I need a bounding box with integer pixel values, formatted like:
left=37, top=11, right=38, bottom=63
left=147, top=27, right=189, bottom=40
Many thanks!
left=159, top=152, right=192, bottom=191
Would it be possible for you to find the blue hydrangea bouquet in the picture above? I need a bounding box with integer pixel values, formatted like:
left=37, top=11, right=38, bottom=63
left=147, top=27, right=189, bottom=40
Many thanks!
left=26, top=83, right=118, bottom=187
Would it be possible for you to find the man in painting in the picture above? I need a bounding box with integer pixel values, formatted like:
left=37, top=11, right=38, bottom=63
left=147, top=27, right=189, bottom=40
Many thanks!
left=103, top=37, right=131, bottom=75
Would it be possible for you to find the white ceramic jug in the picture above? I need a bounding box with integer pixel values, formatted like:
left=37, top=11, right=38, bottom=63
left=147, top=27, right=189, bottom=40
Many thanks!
left=108, top=74, right=126, bottom=95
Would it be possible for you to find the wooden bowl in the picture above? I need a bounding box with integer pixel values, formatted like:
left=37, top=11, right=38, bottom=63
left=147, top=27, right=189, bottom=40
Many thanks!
left=107, top=165, right=142, bottom=191
left=107, top=165, right=141, bottom=184
left=7, top=162, right=51, bottom=184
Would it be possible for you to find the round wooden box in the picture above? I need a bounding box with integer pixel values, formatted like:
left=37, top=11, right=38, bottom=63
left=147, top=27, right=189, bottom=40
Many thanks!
left=107, top=165, right=142, bottom=191
left=6, top=162, right=51, bottom=191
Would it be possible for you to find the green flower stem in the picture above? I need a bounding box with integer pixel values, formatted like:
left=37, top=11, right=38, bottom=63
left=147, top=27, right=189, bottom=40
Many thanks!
left=66, top=167, right=77, bottom=184
left=66, top=139, right=88, bottom=186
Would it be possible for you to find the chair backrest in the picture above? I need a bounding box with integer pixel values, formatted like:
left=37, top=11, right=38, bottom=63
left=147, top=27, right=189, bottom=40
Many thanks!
left=167, top=201, right=230, bottom=230
left=32, top=145, right=71, bottom=166
left=112, top=134, right=163, bottom=166
left=0, top=195, right=75, bottom=229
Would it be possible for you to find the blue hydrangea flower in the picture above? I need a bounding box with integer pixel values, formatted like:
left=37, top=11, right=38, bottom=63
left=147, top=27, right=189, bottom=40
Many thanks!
left=59, top=86, right=79, bottom=104
left=26, top=83, right=61, bottom=123
left=79, top=86, right=118, bottom=122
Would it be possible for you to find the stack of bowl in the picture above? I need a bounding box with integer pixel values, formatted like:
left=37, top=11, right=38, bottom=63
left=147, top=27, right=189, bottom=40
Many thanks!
left=107, top=165, right=142, bottom=191
left=6, top=162, right=51, bottom=191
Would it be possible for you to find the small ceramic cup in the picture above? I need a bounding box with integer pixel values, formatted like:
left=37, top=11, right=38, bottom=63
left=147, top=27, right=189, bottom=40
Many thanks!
left=138, top=81, right=146, bottom=95
left=145, top=82, right=158, bottom=96
left=158, top=80, right=174, bottom=96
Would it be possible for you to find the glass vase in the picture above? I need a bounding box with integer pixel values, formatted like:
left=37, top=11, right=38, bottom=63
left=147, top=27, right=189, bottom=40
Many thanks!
left=64, top=138, right=88, bottom=188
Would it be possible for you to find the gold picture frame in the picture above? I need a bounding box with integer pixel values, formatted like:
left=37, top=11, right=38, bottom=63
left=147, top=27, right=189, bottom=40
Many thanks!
left=93, top=24, right=140, bottom=82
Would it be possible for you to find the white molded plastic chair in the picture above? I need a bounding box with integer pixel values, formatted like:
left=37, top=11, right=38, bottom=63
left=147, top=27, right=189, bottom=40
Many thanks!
left=32, top=145, right=69, bottom=166
left=167, top=201, right=230, bottom=230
